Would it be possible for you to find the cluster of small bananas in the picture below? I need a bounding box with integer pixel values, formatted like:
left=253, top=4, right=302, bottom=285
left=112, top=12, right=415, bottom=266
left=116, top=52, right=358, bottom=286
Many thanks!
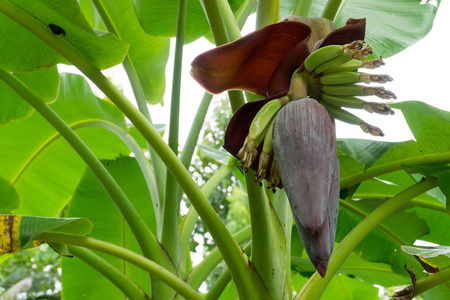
left=237, top=40, right=395, bottom=189
left=237, top=95, right=290, bottom=190
left=297, top=40, right=396, bottom=136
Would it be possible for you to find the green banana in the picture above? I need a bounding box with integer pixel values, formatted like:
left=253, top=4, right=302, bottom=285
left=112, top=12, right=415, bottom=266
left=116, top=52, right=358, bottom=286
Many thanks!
left=237, top=96, right=288, bottom=170
left=322, top=94, right=394, bottom=115
left=320, top=101, right=384, bottom=136
left=304, top=45, right=347, bottom=72
left=304, top=41, right=373, bottom=73
left=304, top=41, right=365, bottom=72
left=321, top=84, right=397, bottom=99
left=319, top=72, right=393, bottom=85
left=314, top=54, right=353, bottom=75
left=322, top=57, right=384, bottom=74
left=321, top=93, right=365, bottom=109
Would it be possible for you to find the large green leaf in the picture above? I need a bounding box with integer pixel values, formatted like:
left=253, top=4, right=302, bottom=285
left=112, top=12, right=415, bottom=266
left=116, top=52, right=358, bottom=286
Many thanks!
left=392, top=101, right=450, bottom=146
left=322, top=273, right=379, bottom=299
left=218, top=280, right=239, bottom=300
left=0, top=73, right=130, bottom=217
left=336, top=197, right=430, bottom=276
left=0, top=0, right=128, bottom=71
left=79, top=0, right=170, bottom=104
left=402, top=245, right=450, bottom=258
left=0, top=67, right=59, bottom=124
left=292, top=254, right=409, bottom=288
left=353, top=170, right=445, bottom=206
left=333, top=0, right=439, bottom=58
left=0, top=214, right=91, bottom=256
left=61, top=157, right=155, bottom=299
left=437, top=171, right=450, bottom=213
left=135, top=0, right=244, bottom=44
left=198, top=144, right=230, bottom=164
left=415, top=207, right=450, bottom=246
left=291, top=268, right=379, bottom=299
left=337, top=139, right=395, bottom=169
left=340, top=101, right=450, bottom=188
left=0, top=178, right=20, bottom=213
left=280, top=0, right=439, bottom=58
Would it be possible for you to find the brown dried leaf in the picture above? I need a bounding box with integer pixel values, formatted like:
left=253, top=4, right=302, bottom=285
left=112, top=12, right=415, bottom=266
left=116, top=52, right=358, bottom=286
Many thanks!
left=392, top=264, right=416, bottom=300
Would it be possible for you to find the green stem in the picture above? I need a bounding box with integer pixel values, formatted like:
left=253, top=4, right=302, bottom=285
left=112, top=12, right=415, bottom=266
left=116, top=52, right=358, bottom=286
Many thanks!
left=120, top=46, right=166, bottom=217
left=200, top=0, right=229, bottom=45
left=246, top=172, right=291, bottom=299
left=216, top=0, right=242, bottom=42
left=340, top=152, right=450, bottom=189
left=178, top=164, right=235, bottom=278
left=235, top=0, right=257, bottom=29
left=90, top=0, right=151, bottom=118
left=180, top=92, right=214, bottom=169
left=228, top=90, right=247, bottom=114
left=68, top=245, right=149, bottom=300
left=76, top=120, right=159, bottom=226
left=184, top=225, right=251, bottom=291
left=205, top=241, right=252, bottom=300
left=413, top=267, right=450, bottom=297
left=292, top=0, right=313, bottom=17
left=176, top=92, right=213, bottom=277
left=0, top=68, right=171, bottom=271
left=90, top=0, right=166, bottom=224
left=339, top=200, right=410, bottom=246
left=8, top=116, right=159, bottom=244
left=36, top=233, right=203, bottom=300
left=161, top=0, right=188, bottom=267
left=256, top=0, right=279, bottom=28
left=410, top=198, right=446, bottom=213
left=321, top=0, right=343, bottom=21
left=296, top=177, right=439, bottom=300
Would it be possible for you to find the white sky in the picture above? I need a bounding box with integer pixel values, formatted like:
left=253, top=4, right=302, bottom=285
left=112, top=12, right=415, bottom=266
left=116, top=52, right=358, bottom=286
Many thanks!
left=63, top=1, right=450, bottom=146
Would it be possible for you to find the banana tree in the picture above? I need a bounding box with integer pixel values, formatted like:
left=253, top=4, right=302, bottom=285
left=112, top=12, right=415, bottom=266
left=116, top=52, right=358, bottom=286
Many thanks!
left=0, top=0, right=449, bottom=299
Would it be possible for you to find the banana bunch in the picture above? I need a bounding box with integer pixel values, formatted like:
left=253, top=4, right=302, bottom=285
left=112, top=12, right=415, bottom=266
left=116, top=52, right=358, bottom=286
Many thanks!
left=236, top=95, right=290, bottom=188
left=293, top=41, right=396, bottom=136
left=229, top=39, right=396, bottom=277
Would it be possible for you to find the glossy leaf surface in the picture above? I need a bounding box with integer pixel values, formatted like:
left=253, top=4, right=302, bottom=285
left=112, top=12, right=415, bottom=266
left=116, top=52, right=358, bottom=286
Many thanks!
left=0, top=73, right=130, bottom=217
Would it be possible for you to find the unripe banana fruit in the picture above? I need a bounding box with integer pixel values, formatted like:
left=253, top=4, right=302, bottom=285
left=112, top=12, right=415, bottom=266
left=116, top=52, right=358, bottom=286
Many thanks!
left=314, top=54, right=353, bottom=75
left=304, top=41, right=372, bottom=73
left=319, top=72, right=393, bottom=85
left=237, top=96, right=289, bottom=170
left=322, top=94, right=394, bottom=115
left=322, top=57, right=385, bottom=74
left=320, top=101, right=385, bottom=136
left=321, top=84, right=397, bottom=99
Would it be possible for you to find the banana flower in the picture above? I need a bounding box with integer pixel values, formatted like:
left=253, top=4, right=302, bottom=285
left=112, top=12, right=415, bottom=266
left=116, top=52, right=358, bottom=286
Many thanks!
left=191, top=17, right=394, bottom=277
